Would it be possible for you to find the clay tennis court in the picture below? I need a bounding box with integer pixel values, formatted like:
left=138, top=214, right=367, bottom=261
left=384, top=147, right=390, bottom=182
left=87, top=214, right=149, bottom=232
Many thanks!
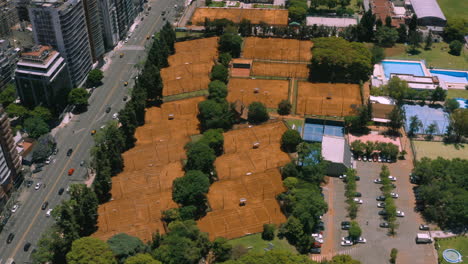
left=251, top=61, right=310, bottom=78
left=93, top=97, right=204, bottom=242
left=191, top=7, right=288, bottom=25
left=243, top=37, right=313, bottom=62
left=162, top=37, right=218, bottom=96
left=226, top=78, right=289, bottom=109
left=295, top=82, right=362, bottom=116
left=197, top=122, right=290, bottom=240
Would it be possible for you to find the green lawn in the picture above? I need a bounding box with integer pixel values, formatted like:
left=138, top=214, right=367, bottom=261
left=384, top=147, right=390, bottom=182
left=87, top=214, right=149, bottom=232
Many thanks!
left=447, top=89, right=468, bottom=99
left=228, top=233, right=297, bottom=254
left=252, top=4, right=282, bottom=8
left=386, top=43, right=468, bottom=70
left=413, top=141, right=468, bottom=160
left=284, top=119, right=304, bottom=130
left=175, top=31, right=204, bottom=39
left=208, top=1, right=225, bottom=7
left=436, top=236, right=468, bottom=264
left=163, top=89, right=208, bottom=102
left=437, top=0, right=468, bottom=20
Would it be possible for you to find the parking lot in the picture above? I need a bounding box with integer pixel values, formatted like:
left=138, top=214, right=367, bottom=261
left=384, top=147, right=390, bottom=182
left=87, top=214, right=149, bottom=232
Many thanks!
left=315, top=155, right=437, bottom=263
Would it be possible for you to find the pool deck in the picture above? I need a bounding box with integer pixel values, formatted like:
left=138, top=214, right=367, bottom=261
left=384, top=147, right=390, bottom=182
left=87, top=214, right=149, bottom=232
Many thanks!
left=431, top=68, right=468, bottom=89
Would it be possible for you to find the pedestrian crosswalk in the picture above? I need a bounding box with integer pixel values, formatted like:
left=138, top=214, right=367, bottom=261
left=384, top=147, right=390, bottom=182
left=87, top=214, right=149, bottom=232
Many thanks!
left=310, top=244, right=371, bottom=262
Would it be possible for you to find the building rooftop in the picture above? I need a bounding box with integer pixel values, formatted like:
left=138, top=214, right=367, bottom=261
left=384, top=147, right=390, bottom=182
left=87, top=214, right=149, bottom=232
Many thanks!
left=306, top=16, right=358, bottom=27
left=409, top=0, right=446, bottom=21
left=321, top=135, right=346, bottom=164
left=19, top=45, right=57, bottom=65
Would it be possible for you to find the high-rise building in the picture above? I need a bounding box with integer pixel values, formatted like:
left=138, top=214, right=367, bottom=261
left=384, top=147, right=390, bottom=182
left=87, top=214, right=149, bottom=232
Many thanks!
left=0, top=0, right=19, bottom=37
left=115, top=0, right=135, bottom=39
left=83, top=0, right=105, bottom=61
left=15, top=45, right=72, bottom=110
left=28, top=0, right=93, bottom=87
left=0, top=39, right=19, bottom=90
left=0, top=105, right=21, bottom=209
left=14, top=0, right=30, bottom=21
left=98, top=0, right=119, bottom=49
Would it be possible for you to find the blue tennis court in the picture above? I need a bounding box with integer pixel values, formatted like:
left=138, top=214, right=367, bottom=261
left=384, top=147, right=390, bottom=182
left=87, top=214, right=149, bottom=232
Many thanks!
left=324, top=125, right=344, bottom=137
left=302, top=121, right=344, bottom=142
left=403, top=104, right=450, bottom=135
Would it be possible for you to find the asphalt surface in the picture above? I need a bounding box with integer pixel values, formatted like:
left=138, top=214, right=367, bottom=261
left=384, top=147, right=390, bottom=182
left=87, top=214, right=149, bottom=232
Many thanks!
left=0, top=0, right=185, bottom=262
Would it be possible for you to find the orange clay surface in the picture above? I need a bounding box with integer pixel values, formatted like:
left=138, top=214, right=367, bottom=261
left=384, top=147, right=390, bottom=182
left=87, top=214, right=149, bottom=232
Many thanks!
left=93, top=97, right=204, bottom=242
left=191, top=7, right=288, bottom=25
left=227, top=78, right=289, bottom=108
left=295, top=82, right=362, bottom=116
left=161, top=37, right=218, bottom=96
left=251, top=61, right=309, bottom=78
left=243, top=37, right=313, bottom=62
left=197, top=121, right=290, bottom=240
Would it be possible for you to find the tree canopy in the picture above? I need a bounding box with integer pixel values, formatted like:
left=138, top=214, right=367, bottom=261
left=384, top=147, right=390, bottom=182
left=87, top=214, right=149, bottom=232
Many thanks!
left=248, top=102, right=269, bottom=124
left=223, top=250, right=317, bottom=264
left=375, top=26, right=399, bottom=47
left=219, top=33, right=243, bottom=58
left=23, top=116, right=50, bottom=139
left=107, top=233, right=146, bottom=263
left=211, top=64, right=229, bottom=83
left=66, top=237, right=117, bottom=264
left=68, top=88, right=89, bottom=111
left=208, top=80, right=228, bottom=102
left=310, top=37, right=372, bottom=83
left=0, top=84, right=16, bottom=107
left=198, top=99, right=233, bottom=131
left=172, top=170, right=210, bottom=207
left=199, top=128, right=224, bottom=156
left=185, top=142, right=216, bottom=175
left=281, top=129, right=303, bottom=153
left=86, top=69, right=104, bottom=88
left=125, top=254, right=162, bottom=264
left=278, top=100, right=292, bottom=115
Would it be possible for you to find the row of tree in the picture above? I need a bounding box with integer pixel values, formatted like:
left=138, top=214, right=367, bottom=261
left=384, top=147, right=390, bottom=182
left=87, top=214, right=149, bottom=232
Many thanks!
left=278, top=141, right=328, bottom=253
left=379, top=165, right=398, bottom=234
left=344, top=168, right=359, bottom=219
left=350, top=140, right=400, bottom=161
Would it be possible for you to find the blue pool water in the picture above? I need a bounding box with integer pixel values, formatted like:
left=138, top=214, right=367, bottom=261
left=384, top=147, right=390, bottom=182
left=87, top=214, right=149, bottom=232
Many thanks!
left=430, top=70, right=468, bottom=84
left=454, top=98, right=467, bottom=109
left=382, top=61, right=425, bottom=79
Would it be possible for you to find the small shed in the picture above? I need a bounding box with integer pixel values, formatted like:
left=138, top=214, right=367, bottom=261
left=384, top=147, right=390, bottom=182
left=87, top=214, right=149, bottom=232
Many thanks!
left=321, top=135, right=353, bottom=176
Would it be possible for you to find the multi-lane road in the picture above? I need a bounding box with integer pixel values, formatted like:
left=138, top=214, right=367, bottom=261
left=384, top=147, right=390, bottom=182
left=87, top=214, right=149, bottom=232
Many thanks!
left=0, top=0, right=184, bottom=262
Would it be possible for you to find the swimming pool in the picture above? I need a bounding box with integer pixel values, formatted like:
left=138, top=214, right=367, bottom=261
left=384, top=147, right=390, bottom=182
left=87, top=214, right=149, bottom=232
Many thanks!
left=430, top=70, right=468, bottom=84
left=382, top=60, right=426, bottom=79
left=454, top=98, right=467, bottom=109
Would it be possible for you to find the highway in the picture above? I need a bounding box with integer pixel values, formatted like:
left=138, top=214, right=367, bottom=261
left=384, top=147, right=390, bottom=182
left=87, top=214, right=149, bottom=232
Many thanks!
left=0, top=0, right=185, bottom=262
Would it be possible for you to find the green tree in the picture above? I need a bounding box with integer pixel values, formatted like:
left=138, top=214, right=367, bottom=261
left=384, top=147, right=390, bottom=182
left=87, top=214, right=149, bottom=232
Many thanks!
left=387, top=76, right=410, bottom=102
left=161, top=22, right=176, bottom=54
left=30, top=106, right=53, bottom=123
left=211, top=64, right=229, bottom=83
left=69, top=184, right=99, bottom=236
left=358, top=9, right=376, bottom=42
left=67, top=237, right=117, bottom=264
left=277, top=100, right=292, bottom=115
left=408, top=31, right=422, bottom=53
left=279, top=216, right=304, bottom=244
left=348, top=221, right=362, bottom=241
left=388, top=106, right=405, bottom=133
left=0, top=84, right=16, bottom=107
left=408, top=14, right=418, bottom=32
left=32, top=226, right=69, bottom=264
left=450, top=109, right=468, bottom=141
left=68, top=88, right=89, bottom=110
left=32, top=134, right=56, bottom=162
left=223, top=250, right=316, bottom=264
left=375, top=26, right=399, bottom=47
left=93, top=161, right=113, bottom=203
left=125, top=254, right=161, bottom=264
left=282, top=162, right=299, bottom=179
left=108, top=233, right=146, bottom=263
left=408, top=115, right=422, bottom=137
left=218, top=53, right=232, bottom=67
left=424, top=31, right=433, bottom=50
left=397, top=24, right=408, bottom=43
left=53, top=200, right=80, bottom=249
left=162, top=208, right=181, bottom=223
left=86, top=69, right=104, bottom=87
left=238, top=19, right=252, bottom=37
left=5, top=103, right=28, bottom=119
left=23, top=116, right=49, bottom=138
left=431, top=86, right=446, bottom=103
left=262, top=224, right=276, bottom=241
left=445, top=98, right=460, bottom=113
left=139, top=64, right=163, bottom=100
left=384, top=15, right=392, bottom=27
left=288, top=6, right=307, bottom=22
left=212, top=237, right=232, bottom=262
left=443, top=18, right=468, bottom=42
left=219, top=33, right=243, bottom=58
left=119, top=105, right=138, bottom=150
left=208, top=80, right=228, bottom=101
left=247, top=101, right=269, bottom=124
left=198, top=99, right=233, bottom=131
left=281, top=129, right=303, bottom=153
left=370, top=45, right=385, bottom=64
left=449, top=40, right=463, bottom=56
left=425, top=122, right=437, bottom=140
left=199, top=128, right=224, bottom=156
left=390, top=248, right=398, bottom=264
left=283, top=177, right=299, bottom=190
left=329, top=254, right=362, bottom=264
left=185, top=142, right=216, bottom=175
left=172, top=170, right=210, bottom=207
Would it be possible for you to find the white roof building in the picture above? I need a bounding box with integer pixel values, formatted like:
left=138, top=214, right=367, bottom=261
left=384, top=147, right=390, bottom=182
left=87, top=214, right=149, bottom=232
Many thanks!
left=306, top=16, right=358, bottom=28
left=321, top=135, right=354, bottom=176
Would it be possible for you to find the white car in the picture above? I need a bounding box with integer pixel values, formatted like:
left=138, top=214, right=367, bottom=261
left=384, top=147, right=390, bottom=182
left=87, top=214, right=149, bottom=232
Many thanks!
left=353, top=198, right=363, bottom=204
left=378, top=156, right=382, bottom=162
left=341, top=240, right=353, bottom=246
left=357, top=156, right=361, bottom=161
left=363, top=156, right=367, bottom=161
left=66, top=186, right=70, bottom=193
left=45, top=157, right=51, bottom=164
left=388, top=176, right=397, bottom=181
left=391, top=192, right=399, bottom=198
left=312, top=233, right=323, bottom=239
left=112, top=113, right=119, bottom=119
left=46, top=209, right=53, bottom=217
left=339, top=174, right=347, bottom=179
left=396, top=210, right=405, bottom=217
left=11, top=204, right=19, bottom=213
left=356, top=237, right=367, bottom=243
left=35, top=182, right=42, bottom=190
left=374, top=179, right=382, bottom=184
left=377, top=202, right=385, bottom=208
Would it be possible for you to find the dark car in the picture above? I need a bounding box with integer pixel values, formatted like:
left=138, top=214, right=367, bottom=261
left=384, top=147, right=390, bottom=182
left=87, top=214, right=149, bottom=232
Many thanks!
left=376, top=195, right=386, bottom=201
left=32, top=167, right=43, bottom=173
left=341, top=221, right=351, bottom=230
left=7, top=233, right=14, bottom=243
left=36, top=163, right=45, bottom=168
left=317, top=221, right=325, bottom=230
left=378, top=210, right=387, bottom=216
left=354, top=192, right=362, bottom=197
left=24, top=242, right=32, bottom=251
left=41, top=201, right=49, bottom=210
left=380, top=222, right=390, bottom=228
left=419, top=224, right=430, bottom=231
left=26, top=180, right=34, bottom=188
left=105, top=106, right=111, bottom=113
left=58, top=188, right=65, bottom=195
left=67, top=148, right=73, bottom=156
left=310, top=247, right=321, bottom=254
left=123, top=95, right=128, bottom=101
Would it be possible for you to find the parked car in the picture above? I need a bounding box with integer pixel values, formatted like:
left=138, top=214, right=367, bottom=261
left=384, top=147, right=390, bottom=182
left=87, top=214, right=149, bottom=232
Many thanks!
left=354, top=192, right=362, bottom=197
left=341, top=221, right=350, bottom=230
left=391, top=192, right=399, bottom=198
left=41, top=201, right=49, bottom=210
left=341, top=240, right=353, bottom=246
left=80, top=160, right=85, bottom=167
left=24, top=242, right=31, bottom=251
left=378, top=210, right=387, bottom=216
left=46, top=209, right=53, bottom=217
left=35, top=182, right=42, bottom=190
left=376, top=195, right=386, bottom=201
left=7, top=233, right=15, bottom=243
left=58, top=188, right=65, bottom=195
left=363, top=156, right=367, bottom=161
left=353, top=198, right=363, bottom=204
left=112, top=113, right=119, bottom=119
left=32, top=167, right=43, bottom=173
left=106, top=106, right=112, bottom=113
left=26, top=180, right=33, bottom=188
left=11, top=204, right=19, bottom=213
left=380, top=222, right=390, bottom=228
left=310, top=247, right=321, bottom=254
left=339, top=174, right=347, bottom=179
left=45, top=157, right=51, bottom=164
left=377, top=202, right=385, bottom=208
left=68, top=168, right=75, bottom=176
left=396, top=211, right=405, bottom=217
left=67, top=148, right=73, bottom=156
left=388, top=176, right=397, bottom=181
left=419, top=224, right=430, bottom=231
left=355, top=237, right=367, bottom=243
left=374, top=179, right=382, bottom=184
left=312, top=241, right=321, bottom=248
left=123, top=96, right=128, bottom=101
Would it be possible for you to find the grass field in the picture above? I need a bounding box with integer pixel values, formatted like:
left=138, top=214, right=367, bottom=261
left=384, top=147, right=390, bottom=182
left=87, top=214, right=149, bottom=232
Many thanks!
left=163, top=89, right=208, bottom=102
left=386, top=43, right=468, bottom=70
left=175, top=31, right=204, bottom=39
left=228, top=233, right=296, bottom=254
left=436, top=236, right=468, bottom=264
left=437, top=0, right=468, bottom=20
left=413, top=141, right=468, bottom=160
left=447, top=89, right=468, bottom=99
left=284, top=119, right=303, bottom=130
